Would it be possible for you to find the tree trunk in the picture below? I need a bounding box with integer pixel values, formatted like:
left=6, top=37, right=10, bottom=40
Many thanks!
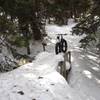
left=26, top=40, right=31, bottom=55
left=24, top=24, right=31, bottom=55
left=19, top=19, right=31, bottom=55
left=31, top=22, right=42, bottom=40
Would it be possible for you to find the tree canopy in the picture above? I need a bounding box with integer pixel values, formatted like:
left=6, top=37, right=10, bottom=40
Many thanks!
left=72, top=0, right=100, bottom=49
left=0, top=0, right=100, bottom=54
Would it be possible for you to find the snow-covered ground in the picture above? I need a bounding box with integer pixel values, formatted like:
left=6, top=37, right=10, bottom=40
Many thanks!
left=0, top=52, right=82, bottom=100
left=0, top=18, right=100, bottom=100
left=46, top=19, right=100, bottom=100
left=69, top=47, right=100, bottom=100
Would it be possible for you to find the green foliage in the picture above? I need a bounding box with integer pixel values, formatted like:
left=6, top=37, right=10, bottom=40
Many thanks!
left=9, top=35, right=27, bottom=47
left=1, top=0, right=100, bottom=51
left=0, top=14, right=15, bottom=35
left=72, top=0, right=100, bottom=49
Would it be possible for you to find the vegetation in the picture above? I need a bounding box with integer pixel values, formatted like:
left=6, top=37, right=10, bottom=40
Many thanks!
left=0, top=0, right=100, bottom=55
left=72, top=0, right=100, bottom=51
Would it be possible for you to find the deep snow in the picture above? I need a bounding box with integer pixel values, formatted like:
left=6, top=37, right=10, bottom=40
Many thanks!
left=0, top=52, right=82, bottom=100
left=0, top=18, right=100, bottom=100
left=45, top=19, right=100, bottom=100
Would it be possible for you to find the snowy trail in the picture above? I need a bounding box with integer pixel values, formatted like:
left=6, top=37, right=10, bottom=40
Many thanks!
left=46, top=19, right=100, bottom=100
left=66, top=33, right=100, bottom=100
left=69, top=48, right=100, bottom=100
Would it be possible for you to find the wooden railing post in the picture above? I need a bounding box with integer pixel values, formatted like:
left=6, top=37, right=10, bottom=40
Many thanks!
left=58, top=51, right=71, bottom=80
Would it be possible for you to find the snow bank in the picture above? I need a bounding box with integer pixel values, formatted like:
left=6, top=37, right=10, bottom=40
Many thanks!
left=0, top=52, right=82, bottom=100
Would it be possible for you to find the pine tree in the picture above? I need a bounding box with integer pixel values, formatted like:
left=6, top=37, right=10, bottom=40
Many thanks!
left=72, top=0, right=100, bottom=51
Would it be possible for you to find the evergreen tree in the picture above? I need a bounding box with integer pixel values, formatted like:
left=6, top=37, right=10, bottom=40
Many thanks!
left=72, top=0, right=100, bottom=51
left=1, top=0, right=99, bottom=54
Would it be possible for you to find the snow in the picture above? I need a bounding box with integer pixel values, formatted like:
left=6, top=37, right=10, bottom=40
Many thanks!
left=16, top=41, right=43, bottom=57
left=0, top=18, right=100, bottom=100
left=45, top=19, right=100, bottom=100
left=68, top=48, right=100, bottom=100
left=0, top=52, right=82, bottom=100
left=66, top=61, right=71, bottom=70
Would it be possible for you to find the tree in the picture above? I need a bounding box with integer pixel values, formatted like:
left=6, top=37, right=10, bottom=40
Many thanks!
left=72, top=0, right=100, bottom=52
left=1, top=0, right=99, bottom=55
left=0, top=0, right=45, bottom=55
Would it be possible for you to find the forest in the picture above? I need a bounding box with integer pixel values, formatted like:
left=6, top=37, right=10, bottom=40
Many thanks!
left=0, top=1, right=100, bottom=100
left=0, top=0, right=100, bottom=54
